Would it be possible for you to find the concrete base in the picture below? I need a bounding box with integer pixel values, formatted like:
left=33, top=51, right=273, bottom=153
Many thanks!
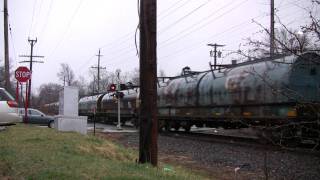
left=54, top=115, right=87, bottom=135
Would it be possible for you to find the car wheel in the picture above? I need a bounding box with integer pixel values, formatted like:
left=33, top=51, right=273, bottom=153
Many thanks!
left=48, top=121, right=54, bottom=128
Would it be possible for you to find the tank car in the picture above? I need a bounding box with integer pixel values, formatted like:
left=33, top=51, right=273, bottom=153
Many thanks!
left=42, top=102, right=59, bottom=115
left=78, top=88, right=139, bottom=125
left=157, top=52, right=320, bottom=142
left=78, top=94, right=104, bottom=120
left=99, top=88, right=139, bottom=125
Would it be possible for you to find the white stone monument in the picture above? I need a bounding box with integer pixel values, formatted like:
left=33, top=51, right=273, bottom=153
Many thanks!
left=54, top=86, right=87, bottom=134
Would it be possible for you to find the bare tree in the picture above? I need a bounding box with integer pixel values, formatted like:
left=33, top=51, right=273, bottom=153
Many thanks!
left=302, top=0, right=320, bottom=47
left=57, top=63, right=75, bottom=86
left=72, top=75, right=87, bottom=98
left=128, top=68, right=139, bottom=86
left=36, top=83, right=62, bottom=106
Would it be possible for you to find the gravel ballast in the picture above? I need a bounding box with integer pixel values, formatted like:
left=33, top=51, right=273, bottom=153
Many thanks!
left=101, top=131, right=320, bottom=180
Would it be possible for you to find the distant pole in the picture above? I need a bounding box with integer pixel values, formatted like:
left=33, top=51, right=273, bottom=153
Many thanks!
left=19, top=38, right=44, bottom=107
left=116, top=69, right=122, bottom=130
left=139, top=0, right=158, bottom=166
left=91, top=49, right=105, bottom=93
left=28, top=38, right=36, bottom=104
left=270, top=0, right=275, bottom=57
left=4, top=0, right=11, bottom=91
left=207, top=43, right=225, bottom=69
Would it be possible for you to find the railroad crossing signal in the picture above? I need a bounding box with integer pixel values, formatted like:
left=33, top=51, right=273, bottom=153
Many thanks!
left=109, top=84, right=117, bottom=91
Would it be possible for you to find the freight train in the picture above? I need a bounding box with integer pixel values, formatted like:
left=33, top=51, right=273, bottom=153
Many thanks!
left=51, top=52, right=320, bottom=144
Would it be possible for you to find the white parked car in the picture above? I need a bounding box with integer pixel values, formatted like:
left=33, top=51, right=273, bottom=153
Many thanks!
left=0, top=87, right=21, bottom=125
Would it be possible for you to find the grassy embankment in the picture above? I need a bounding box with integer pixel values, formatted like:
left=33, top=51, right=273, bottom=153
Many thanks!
left=0, top=124, right=208, bottom=179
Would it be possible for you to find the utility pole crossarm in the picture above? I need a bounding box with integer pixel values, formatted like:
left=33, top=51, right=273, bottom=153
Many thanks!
left=207, top=43, right=225, bottom=70
left=19, top=60, right=44, bottom=63
left=19, top=55, right=45, bottom=58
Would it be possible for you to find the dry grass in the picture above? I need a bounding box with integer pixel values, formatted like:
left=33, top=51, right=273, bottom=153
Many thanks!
left=0, top=124, right=209, bottom=179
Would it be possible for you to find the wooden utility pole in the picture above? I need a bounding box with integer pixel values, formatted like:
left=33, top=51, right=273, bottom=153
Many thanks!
left=207, top=43, right=225, bottom=69
left=19, top=38, right=44, bottom=107
left=91, top=49, right=105, bottom=93
left=3, top=0, right=11, bottom=91
left=270, top=0, right=275, bottom=57
left=139, top=0, right=158, bottom=166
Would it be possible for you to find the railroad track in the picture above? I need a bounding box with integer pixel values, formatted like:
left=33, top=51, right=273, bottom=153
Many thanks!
left=161, top=130, right=265, bottom=148
left=160, top=130, right=320, bottom=156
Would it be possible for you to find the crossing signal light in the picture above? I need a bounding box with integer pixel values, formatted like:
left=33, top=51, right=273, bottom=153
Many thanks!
left=109, top=84, right=117, bottom=91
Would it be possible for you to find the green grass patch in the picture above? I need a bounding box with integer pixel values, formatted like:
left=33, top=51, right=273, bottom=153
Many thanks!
left=0, top=124, right=208, bottom=179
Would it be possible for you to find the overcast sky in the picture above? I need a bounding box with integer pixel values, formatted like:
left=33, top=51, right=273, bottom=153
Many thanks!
left=0, top=0, right=311, bottom=92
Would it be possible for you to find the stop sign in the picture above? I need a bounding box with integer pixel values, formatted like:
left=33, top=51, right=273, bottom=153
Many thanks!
left=15, top=66, right=31, bottom=82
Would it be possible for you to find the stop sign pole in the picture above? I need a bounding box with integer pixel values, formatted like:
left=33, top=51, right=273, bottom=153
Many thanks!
left=15, top=66, right=31, bottom=123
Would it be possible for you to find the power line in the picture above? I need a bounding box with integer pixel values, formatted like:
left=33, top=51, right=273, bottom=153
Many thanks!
left=38, top=0, right=53, bottom=40
left=28, top=0, right=38, bottom=37
left=77, top=55, right=96, bottom=73
left=159, top=0, right=246, bottom=47
left=103, top=0, right=247, bottom=63
left=159, top=16, right=264, bottom=61
left=47, top=0, right=84, bottom=59
left=104, top=0, right=250, bottom=64
left=98, top=0, right=190, bottom=49
left=98, top=0, right=194, bottom=52
left=158, top=0, right=192, bottom=23
left=158, top=0, right=186, bottom=16
left=32, top=0, right=44, bottom=36
left=159, top=0, right=213, bottom=33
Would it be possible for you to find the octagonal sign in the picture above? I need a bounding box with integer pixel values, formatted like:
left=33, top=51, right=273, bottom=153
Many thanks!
left=15, top=66, right=31, bottom=83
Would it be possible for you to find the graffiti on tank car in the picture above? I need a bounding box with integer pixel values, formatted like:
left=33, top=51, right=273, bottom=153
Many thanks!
left=225, top=70, right=249, bottom=92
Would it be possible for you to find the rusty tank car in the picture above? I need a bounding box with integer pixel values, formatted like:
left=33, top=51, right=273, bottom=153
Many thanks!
left=78, top=52, right=319, bottom=143
left=78, top=87, right=139, bottom=125
left=157, top=52, right=320, bottom=142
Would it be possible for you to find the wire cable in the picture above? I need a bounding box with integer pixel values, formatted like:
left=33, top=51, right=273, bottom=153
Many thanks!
left=47, top=0, right=84, bottom=59
left=159, top=0, right=213, bottom=34
left=158, top=0, right=192, bottom=23
left=28, top=0, right=38, bottom=37
left=159, top=0, right=245, bottom=47
left=38, top=0, right=53, bottom=40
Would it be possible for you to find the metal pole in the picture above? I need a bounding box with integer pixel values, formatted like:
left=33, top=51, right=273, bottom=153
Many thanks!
left=116, top=70, right=122, bottom=130
left=15, top=81, right=19, bottom=106
left=93, top=109, right=96, bottom=136
left=139, top=0, right=158, bottom=166
left=24, top=81, right=28, bottom=123
left=270, top=0, right=275, bottom=58
left=97, top=49, right=101, bottom=93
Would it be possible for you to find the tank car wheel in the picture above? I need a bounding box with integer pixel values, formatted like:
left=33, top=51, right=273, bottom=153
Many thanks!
left=183, top=125, right=191, bottom=132
left=174, top=123, right=180, bottom=131
left=164, top=123, right=171, bottom=132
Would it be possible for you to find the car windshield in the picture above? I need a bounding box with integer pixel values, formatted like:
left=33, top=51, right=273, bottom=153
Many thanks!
left=0, top=89, right=14, bottom=101
left=19, top=109, right=46, bottom=116
left=30, top=109, right=43, bottom=116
